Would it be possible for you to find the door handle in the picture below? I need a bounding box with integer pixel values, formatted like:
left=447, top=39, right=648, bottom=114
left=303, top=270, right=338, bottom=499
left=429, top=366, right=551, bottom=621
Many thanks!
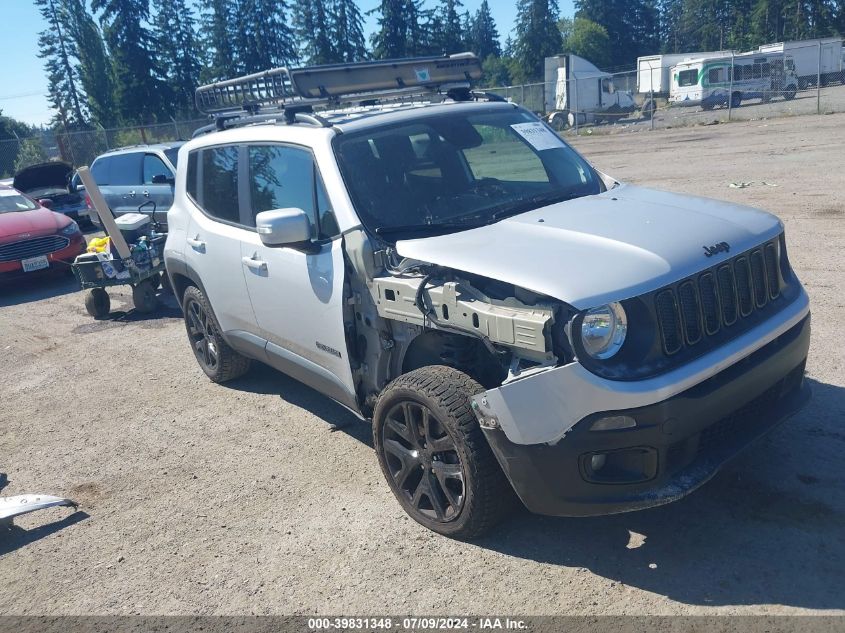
left=187, top=236, right=206, bottom=251
left=142, top=190, right=150, bottom=197
left=128, top=190, right=136, bottom=197
left=241, top=255, right=268, bottom=273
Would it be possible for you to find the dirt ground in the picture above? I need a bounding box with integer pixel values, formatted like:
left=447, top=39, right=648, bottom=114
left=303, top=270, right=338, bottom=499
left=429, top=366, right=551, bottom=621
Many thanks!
left=1, top=114, right=843, bottom=616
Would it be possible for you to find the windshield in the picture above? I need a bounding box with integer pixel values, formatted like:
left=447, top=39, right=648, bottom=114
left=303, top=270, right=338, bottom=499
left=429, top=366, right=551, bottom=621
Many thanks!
left=0, top=190, right=38, bottom=213
left=333, top=108, right=601, bottom=238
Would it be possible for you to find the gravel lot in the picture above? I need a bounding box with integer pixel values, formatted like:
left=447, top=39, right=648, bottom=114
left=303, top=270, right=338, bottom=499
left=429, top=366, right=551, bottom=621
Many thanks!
left=1, top=114, right=843, bottom=616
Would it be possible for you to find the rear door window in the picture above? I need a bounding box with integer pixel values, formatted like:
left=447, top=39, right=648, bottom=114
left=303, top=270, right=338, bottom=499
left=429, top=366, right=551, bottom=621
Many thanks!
left=108, top=153, right=142, bottom=186
left=200, top=146, right=240, bottom=224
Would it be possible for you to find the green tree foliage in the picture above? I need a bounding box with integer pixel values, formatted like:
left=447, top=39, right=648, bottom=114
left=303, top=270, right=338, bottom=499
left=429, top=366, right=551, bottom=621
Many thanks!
left=559, top=17, right=612, bottom=68
left=0, top=111, right=37, bottom=177
left=576, top=0, right=660, bottom=67
left=468, top=0, right=501, bottom=59
left=35, top=0, right=87, bottom=129
left=371, top=0, right=437, bottom=58
left=330, top=0, right=368, bottom=62
left=63, top=0, right=117, bottom=126
left=433, top=0, right=465, bottom=54
left=153, top=0, right=202, bottom=117
left=14, top=138, right=49, bottom=173
left=199, top=0, right=238, bottom=81
left=512, top=0, right=563, bottom=81
left=92, top=0, right=166, bottom=123
left=294, top=0, right=336, bottom=64
left=235, top=0, right=298, bottom=73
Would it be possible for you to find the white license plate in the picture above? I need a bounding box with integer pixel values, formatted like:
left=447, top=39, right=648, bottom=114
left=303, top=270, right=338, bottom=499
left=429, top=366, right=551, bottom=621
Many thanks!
left=21, top=255, right=50, bottom=272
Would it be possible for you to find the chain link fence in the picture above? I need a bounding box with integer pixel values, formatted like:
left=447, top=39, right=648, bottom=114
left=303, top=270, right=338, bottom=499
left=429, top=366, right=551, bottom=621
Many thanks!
left=489, top=38, right=845, bottom=136
left=0, top=118, right=208, bottom=178
left=2, top=40, right=842, bottom=177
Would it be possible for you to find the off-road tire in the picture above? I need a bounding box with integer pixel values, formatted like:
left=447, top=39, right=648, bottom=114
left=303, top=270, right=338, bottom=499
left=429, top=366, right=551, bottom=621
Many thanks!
left=84, top=287, right=110, bottom=318
left=181, top=285, right=251, bottom=383
left=373, top=365, right=516, bottom=539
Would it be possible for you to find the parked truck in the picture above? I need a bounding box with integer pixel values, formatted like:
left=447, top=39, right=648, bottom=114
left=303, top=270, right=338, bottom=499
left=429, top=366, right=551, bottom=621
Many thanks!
left=757, top=38, right=843, bottom=89
left=544, top=54, right=637, bottom=129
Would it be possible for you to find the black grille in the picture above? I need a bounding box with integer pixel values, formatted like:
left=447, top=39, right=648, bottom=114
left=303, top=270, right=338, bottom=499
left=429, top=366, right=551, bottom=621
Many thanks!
left=0, top=235, right=70, bottom=263
left=750, top=250, right=767, bottom=307
left=655, top=290, right=683, bottom=354
left=656, top=238, right=783, bottom=356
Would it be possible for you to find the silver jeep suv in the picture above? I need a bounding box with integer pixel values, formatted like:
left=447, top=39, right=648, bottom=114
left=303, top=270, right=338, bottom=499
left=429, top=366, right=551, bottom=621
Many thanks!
left=165, top=55, right=810, bottom=538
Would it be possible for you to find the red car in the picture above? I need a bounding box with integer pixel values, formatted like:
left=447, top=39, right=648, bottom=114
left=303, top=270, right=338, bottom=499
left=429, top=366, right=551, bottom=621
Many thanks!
left=0, top=184, right=86, bottom=279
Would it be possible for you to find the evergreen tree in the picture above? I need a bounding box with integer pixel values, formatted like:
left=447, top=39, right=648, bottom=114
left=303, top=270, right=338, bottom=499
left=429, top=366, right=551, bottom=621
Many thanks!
left=92, top=0, right=166, bottom=123
left=330, top=0, right=368, bottom=62
left=468, top=0, right=501, bottom=59
left=371, top=0, right=410, bottom=58
left=294, top=0, right=336, bottom=64
left=235, top=0, right=298, bottom=72
left=200, top=0, right=238, bottom=81
left=35, top=0, right=87, bottom=128
left=577, top=0, right=659, bottom=66
left=512, top=0, right=563, bottom=81
left=153, top=0, right=202, bottom=116
left=561, top=17, right=612, bottom=68
left=433, top=0, right=465, bottom=54
left=64, top=0, right=116, bottom=126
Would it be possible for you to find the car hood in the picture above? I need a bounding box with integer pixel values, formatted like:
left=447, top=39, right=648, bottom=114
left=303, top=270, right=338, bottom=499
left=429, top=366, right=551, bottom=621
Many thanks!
left=0, top=207, right=69, bottom=242
left=13, top=161, right=72, bottom=194
left=395, top=184, right=783, bottom=309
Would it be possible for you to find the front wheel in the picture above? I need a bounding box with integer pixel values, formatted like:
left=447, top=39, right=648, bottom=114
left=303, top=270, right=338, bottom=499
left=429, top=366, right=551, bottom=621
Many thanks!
left=373, top=366, right=516, bottom=539
left=181, top=285, right=251, bottom=382
left=783, top=85, right=797, bottom=101
left=730, top=92, right=742, bottom=109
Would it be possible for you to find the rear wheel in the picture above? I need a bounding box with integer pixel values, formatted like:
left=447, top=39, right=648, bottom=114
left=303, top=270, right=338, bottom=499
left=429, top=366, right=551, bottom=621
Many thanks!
left=373, top=366, right=516, bottom=539
left=181, top=285, right=251, bottom=383
left=783, top=85, right=797, bottom=100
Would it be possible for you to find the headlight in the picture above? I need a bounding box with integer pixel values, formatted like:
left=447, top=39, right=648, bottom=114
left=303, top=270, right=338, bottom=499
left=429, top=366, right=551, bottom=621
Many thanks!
left=580, top=302, right=627, bottom=359
left=60, top=222, right=80, bottom=236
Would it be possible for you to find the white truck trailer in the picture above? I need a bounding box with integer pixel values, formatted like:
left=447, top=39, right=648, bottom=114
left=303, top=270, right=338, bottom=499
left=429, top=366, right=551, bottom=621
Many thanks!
left=637, top=51, right=734, bottom=117
left=544, top=54, right=637, bottom=129
left=757, top=38, right=843, bottom=88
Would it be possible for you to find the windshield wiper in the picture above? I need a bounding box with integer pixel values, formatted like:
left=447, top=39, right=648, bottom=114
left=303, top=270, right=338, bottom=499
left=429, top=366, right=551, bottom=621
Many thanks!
left=374, top=219, right=487, bottom=237
left=487, top=190, right=585, bottom=222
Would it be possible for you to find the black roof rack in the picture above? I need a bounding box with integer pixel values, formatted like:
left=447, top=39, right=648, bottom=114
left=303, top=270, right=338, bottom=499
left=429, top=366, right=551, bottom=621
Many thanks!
left=195, top=53, right=482, bottom=114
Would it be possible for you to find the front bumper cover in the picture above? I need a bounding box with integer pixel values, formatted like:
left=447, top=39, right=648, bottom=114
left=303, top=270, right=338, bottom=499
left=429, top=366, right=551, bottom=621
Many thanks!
left=479, top=314, right=811, bottom=517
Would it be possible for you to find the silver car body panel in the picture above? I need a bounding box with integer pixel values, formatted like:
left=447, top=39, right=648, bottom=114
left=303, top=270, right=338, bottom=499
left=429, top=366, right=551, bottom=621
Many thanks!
left=395, top=183, right=783, bottom=309
left=0, top=494, right=77, bottom=525
left=472, top=287, right=810, bottom=446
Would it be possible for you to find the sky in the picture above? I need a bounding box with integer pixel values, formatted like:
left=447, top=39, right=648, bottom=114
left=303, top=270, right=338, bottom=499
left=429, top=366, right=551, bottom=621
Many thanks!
left=0, top=0, right=575, bottom=128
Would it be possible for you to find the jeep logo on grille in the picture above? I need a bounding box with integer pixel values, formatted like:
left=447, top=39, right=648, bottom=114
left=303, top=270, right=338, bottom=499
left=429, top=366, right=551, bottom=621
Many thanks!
left=703, top=242, right=730, bottom=257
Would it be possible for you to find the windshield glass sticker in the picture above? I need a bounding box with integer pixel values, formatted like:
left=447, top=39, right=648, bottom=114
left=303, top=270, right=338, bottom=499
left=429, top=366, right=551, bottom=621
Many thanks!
left=510, top=122, right=565, bottom=151
left=414, top=68, right=431, bottom=82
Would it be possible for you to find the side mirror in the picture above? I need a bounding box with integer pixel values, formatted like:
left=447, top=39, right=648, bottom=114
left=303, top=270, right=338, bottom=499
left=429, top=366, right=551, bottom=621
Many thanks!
left=37, top=198, right=54, bottom=209
left=256, top=208, right=312, bottom=247
left=152, top=173, right=174, bottom=185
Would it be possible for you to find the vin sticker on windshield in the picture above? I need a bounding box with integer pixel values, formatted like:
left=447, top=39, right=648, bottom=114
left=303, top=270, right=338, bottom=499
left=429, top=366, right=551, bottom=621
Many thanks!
left=511, top=122, right=565, bottom=151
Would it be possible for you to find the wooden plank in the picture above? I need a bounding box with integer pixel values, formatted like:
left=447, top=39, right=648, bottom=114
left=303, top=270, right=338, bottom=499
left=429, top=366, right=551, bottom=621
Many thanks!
left=77, top=166, right=132, bottom=260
